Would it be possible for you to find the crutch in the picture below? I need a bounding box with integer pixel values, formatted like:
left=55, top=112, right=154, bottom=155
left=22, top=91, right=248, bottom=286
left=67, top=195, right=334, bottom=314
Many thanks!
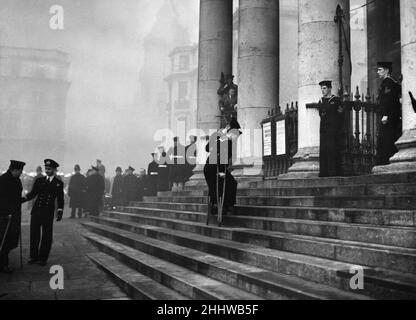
left=216, top=164, right=227, bottom=227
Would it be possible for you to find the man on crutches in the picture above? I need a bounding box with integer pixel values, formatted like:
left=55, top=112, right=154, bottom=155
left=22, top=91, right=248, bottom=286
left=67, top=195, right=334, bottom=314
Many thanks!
left=0, top=160, right=26, bottom=274
left=204, top=119, right=242, bottom=226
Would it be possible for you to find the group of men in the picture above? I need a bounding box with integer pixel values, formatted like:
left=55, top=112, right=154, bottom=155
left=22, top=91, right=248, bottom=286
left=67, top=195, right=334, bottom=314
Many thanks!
left=67, top=163, right=106, bottom=218
left=318, top=61, right=402, bottom=177
left=145, top=136, right=198, bottom=196
left=0, top=159, right=64, bottom=273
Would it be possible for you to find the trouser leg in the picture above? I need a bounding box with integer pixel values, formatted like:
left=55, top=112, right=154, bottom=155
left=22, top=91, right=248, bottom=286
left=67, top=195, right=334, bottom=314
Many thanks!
left=30, top=214, right=41, bottom=260
left=77, top=208, right=83, bottom=218
left=71, top=208, right=76, bottom=218
left=0, top=251, right=9, bottom=268
left=39, top=216, right=54, bottom=262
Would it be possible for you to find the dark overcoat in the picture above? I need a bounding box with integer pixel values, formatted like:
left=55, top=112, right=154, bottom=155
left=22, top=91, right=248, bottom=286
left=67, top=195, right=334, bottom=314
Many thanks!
left=0, top=171, right=23, bottom=252
left=68, top=173, right=86, bottom=208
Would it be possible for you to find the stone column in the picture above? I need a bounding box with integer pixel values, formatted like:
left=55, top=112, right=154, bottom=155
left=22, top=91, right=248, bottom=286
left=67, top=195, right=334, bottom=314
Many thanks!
left=282, top=0, right=350, bottom=179
left=186, top=0, right=233, bottom=187
left=234, top=0, right=279, bottom=180
left=373, top=0, right=416, bottom=173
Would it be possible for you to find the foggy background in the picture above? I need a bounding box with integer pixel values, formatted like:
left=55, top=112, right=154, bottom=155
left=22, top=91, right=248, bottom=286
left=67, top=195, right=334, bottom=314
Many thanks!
left=0, top=0, right=199, bottom=173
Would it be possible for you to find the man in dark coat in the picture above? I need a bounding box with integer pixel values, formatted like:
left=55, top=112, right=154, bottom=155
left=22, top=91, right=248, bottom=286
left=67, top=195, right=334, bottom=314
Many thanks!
left=23, top=159, right=64, bottom=266
left=167, top=137, right=187, bottom=191
left=68, top=165, right=86, bottom=219
left=147, top=153, right=159, bottom=196
left=0, top=161, right=25, bottom=273
left=111, top=167, right=124, bottom=208
left=318, top=80, right=344, bottom=177
left=185, top=136, right=197, bottom=182
left=204, top=119, right=241, bottom=216
left=376, top=62, right=403, bottom=165
left=123, top=166, right=140, bottom=205
left=85, top=166, right=105, bottom=217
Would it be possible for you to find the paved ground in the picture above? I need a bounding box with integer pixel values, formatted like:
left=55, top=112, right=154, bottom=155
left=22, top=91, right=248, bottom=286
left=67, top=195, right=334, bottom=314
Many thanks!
left=0, top=209, right=129, bottom=300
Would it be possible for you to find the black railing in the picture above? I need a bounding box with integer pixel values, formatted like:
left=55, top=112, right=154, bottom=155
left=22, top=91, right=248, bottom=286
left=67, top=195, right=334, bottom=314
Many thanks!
left=341, top=87, right=380, bottom=176
left=261, top=102, right=298, bottom=179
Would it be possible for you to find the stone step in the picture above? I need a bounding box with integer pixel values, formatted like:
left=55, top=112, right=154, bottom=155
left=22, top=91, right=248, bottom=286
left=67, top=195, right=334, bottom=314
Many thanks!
left=121, top=206, right=416, bottom=249
left=248, top=172, right=416, bottom=189
left=83, top=231, right=262, bottom=300
left=83, top=222, right=370, bottom=300
left=84, top=217, right=416, bottom=299
left=167, top=183, right=416, bottom=198
left=143, top=195, right=416, bottom=210
left=87, top=251, right=189, bottom=300
left=132, top=201, right=416, bottom=227
left=102, top=210, right=416, bottom=274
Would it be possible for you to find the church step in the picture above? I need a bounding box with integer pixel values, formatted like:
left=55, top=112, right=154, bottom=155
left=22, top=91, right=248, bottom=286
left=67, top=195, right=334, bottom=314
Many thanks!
left=131, top=201, right=416, bottom=227
left=124, top=207, right=416, bottom=249
left=248, top=172, right=416, bottom=189
left=87, top=251, right=189, bottom=300
left=82, top=222, right=369, bottom=300
left=131, top=202, right=416, bottom=227
left=100, top=210, right=416, bottom=273
left=84, top=217, right=416, bottom=299
left=167, top=183, right=416, bottom=198
left=142, top=195, right=416, bottom=210
left=83, top=231, right=262, bottom=300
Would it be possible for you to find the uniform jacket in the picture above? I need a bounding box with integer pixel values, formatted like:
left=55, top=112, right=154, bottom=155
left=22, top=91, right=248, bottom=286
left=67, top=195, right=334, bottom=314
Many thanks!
left=379, top=77, right=402, bottom=122
left=319, top=95, right=344, bottom=133
left=26, top=176, right=64, bottom=216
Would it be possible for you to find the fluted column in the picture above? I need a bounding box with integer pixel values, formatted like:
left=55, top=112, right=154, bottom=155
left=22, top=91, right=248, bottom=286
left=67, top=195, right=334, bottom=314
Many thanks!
left=186, top=0, right=233, bottom=187
left=283, top=0, right=351, bottom=179
left=373, top=0, right=416, bottom=173
left=234, top=0, right=279, bottom=180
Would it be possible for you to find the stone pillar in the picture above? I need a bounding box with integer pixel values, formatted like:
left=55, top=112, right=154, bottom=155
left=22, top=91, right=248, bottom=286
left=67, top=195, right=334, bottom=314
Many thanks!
left=282, top=0, right=351, bottom=179
left=186, top=0, right=233, bottom=187
left=234, top=0, right=279, bottom=180
left=373, top=0, right=416, bottom=173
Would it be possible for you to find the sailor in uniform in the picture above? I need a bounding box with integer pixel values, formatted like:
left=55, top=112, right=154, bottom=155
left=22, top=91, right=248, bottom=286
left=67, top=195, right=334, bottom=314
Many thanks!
left=23, top=159, right=64, bottom=266
left=318, top=80, right=344, bottom=177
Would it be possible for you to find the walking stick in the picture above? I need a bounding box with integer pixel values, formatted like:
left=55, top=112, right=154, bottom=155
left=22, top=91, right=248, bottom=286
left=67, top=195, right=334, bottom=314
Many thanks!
left=19, top=223, right=23, bottom=269
left=0, top=215, right=12, bottom=253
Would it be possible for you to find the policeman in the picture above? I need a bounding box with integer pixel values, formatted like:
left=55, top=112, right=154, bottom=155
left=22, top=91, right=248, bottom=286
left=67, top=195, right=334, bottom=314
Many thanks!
left=147, top=154, right=159, bottom=196
left=0, top=160, right=26, bottom=273
left=23, top=159, right=64, bottom=266
left=318, top=80, right=344, bottom=177
left=376, top=62, right=402, bottom=165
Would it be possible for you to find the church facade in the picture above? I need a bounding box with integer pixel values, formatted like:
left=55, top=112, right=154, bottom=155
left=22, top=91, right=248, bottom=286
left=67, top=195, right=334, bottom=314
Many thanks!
left=190, top=0, right=416, bottom=182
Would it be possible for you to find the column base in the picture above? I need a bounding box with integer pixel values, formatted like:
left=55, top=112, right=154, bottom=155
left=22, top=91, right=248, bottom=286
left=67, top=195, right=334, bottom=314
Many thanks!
left=231, top=157, right=264, bottom=188
left=373, top=129, right=416, bottom=174
left=279, top=147, right=320, bottom=180
left=184, top=164, right=208, bottom=189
